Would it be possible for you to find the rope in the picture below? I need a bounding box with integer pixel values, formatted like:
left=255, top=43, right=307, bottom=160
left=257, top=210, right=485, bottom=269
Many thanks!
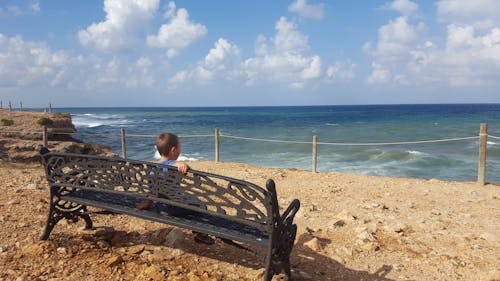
left=220, top=133, right=311, bottom=144
left=221, top=133, right=478, bottom=146
left=317, top=136, right=478, bottom=146
left=489, top=135, right=500, bottom=140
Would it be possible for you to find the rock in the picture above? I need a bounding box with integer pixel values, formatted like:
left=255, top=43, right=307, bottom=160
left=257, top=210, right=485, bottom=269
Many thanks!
left=56, top=247, right=67, bottom=255
left=303, top=237, right=321, bottom=251
left=7, top=199, right=20, bottom=205
left=143, top=265, right=165, bottom=281
left=165, top=228, right=185, bottom=247
left=333, top=220, right=346, bottom=227
left=336, top=210, right=356, bottom=221
left=187, top=271, right=202, bottom=281
left=82, top=226, right=115, bottom=240
left=246, top=268, right=265, bottom=280
left=384, top=222, right=408, bottom=234
left=128, top=245, right=145, bottom=255
left=21, top=241, right=55, bottom=256
left=105, top=255, right=123, bottom=267
left=359, top=241, right=380, bottom=252
left=335, top=246, right=353, bottom=257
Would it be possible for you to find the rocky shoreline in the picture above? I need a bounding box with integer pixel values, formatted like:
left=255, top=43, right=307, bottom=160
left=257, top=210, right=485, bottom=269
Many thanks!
left=0, top=109, right=115, bottom=162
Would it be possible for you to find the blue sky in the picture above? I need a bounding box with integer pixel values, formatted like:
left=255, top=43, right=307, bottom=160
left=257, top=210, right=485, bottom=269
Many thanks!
left=1, top=0, right=500, bottom=107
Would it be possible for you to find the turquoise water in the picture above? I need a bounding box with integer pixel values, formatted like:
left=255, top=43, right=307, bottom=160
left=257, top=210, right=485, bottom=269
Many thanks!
left=59, top=104, right=500, bottom=182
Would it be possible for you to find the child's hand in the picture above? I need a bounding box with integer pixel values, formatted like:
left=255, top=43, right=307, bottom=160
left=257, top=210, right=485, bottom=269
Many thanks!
left=175, top=162, right=190, bottom=174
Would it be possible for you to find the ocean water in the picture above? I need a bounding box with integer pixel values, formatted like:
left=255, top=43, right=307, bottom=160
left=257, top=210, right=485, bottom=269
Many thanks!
left=58, top=104, right=500, bottom=182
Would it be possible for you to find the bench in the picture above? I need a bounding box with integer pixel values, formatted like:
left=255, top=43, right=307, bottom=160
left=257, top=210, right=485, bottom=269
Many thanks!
left=39, top=148, right=300, bottom=281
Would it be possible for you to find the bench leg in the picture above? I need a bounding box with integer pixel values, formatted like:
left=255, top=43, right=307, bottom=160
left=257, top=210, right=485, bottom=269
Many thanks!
left=40, top=205, right=63, bottom=240
left=264, top=223, right=297, bottom=281
left=40, top=197, right=93, bottom=240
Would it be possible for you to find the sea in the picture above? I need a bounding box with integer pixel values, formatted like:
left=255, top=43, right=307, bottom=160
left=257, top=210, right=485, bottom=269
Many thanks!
left=51, top=104, right=500, bottom=182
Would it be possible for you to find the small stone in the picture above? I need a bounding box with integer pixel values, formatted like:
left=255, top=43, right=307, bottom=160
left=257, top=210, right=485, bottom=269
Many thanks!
left=303, top=237, right=321, bottom=251
left=187, top=271, right=201, bottom=281
left=7, top=199, right=20, bottom=205
left=336, top=210, right=356, bottom=221
left=105, top=255, right=123, bottom=267
left=165, top=228, right=185, bottom=247
left=128, top=245, right=145, bottom=255
left=143, top=265, right=165, bottom=281
left=56, top=247, right=67, bottom=255
left=333, top=220, right=346, bottom=227
left=360, top=241, right=380, bottom=252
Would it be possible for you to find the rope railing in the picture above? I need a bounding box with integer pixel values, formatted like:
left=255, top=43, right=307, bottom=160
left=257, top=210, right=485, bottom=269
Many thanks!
left=0, top=124, right=496, bottom=185
left=221, top=133, right=479, bottom=146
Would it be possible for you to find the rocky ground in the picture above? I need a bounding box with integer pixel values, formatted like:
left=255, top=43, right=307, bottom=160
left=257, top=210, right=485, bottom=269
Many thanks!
left=0, top=110, right=499, bottom=280
left=0, top=161, right=498, bottom=281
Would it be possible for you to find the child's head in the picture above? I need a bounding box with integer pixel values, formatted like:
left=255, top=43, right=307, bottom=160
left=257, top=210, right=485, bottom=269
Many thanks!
left=156, top=132, right=181, bottom=159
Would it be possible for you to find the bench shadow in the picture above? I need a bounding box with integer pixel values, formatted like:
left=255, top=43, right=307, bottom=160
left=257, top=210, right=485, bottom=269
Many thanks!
left=92, top=224, right=395, bottom=281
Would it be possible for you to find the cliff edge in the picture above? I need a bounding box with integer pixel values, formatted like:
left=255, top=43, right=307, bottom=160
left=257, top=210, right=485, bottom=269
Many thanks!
left=0, top=109, right=116, bottom=162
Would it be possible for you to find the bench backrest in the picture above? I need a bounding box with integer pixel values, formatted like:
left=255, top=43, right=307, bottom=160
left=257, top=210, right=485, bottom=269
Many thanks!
left=41, top=151, right=279, bottom=235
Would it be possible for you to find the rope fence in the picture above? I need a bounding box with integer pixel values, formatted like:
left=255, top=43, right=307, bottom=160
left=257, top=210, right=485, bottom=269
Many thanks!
left=0, top=123, right=497, bottom=185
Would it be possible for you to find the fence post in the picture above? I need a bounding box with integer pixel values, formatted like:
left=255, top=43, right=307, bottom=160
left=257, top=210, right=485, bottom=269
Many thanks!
left=20, top=102, right=22, bottom=111
left=215, top=128, right=220, bottom=162
left=42, top=126, right=48, bottom=147
left=312, top=135, right=318, bottom=173
left=121, top=128, right=127, bottom=159
left=478, top=123, right=488, bottom=185
left=8, top=101, right=12, bottom=111
left=49, top=103, right=52, bottom=113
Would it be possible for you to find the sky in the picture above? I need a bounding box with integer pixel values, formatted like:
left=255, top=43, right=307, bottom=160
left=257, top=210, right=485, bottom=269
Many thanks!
left=1, top=0, right=500, bottom=107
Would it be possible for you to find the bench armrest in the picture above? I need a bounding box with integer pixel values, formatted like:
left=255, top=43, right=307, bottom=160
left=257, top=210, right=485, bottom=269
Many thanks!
left=280, top=199, right=300, bottom=224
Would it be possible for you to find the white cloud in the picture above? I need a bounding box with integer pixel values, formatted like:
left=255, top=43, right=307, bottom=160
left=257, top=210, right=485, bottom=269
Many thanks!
left=147, top=4, right=207, bottom=58
left=437, top=0, right=500, bottom=26
left=168, top=17, right=324, bottom=89
left=326, top=61, right=356, bottom=81
left=168, top=38, right=242, bottom=88
left=365, top=10, right=500, bottom=87
left=0, top=1, right=40, bottom=16
left=0, top=34, right=156, bottom=91
left=288, top=0, right=324, bottom=20
left=0, top=34, right=71, bottom=87
left=78, top=0, right=159, bottom=51
left=243, top=17, right=322, bottom=87
left=367, top=63, right=391, bottom=84
left=163, top=1, right=176, bottom=19
left=382, top=0, right=419, bottom=17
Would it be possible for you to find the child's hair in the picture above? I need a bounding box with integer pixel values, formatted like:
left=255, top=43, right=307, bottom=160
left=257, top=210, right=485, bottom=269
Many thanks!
left=156, top=132, right=179, bottom=156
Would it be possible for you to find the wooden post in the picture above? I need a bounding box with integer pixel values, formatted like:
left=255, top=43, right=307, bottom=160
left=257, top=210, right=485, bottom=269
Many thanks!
left=42, top=126, right=48, bottom=147
left=49, top=103, right=52, bottom=113
left=121, top=128, right=127, bottom=159
left=215, top=128, right=220, bottom=163
left=8, top=101, right=12, bottom=111
left=0, top=101, right=2, bottom=108
left=312, top=135, right=318, bottom=173
left=478, top=123, right=488, bottom=185
left=20, top=102, right=22, bottom=111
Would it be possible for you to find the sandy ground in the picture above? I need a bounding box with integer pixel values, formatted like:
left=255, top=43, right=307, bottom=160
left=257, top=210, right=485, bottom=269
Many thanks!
left=0, top=160, right=499, bottom=281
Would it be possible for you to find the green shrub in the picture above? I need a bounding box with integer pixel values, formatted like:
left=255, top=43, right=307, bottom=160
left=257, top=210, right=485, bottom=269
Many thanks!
left=37, top=117, right=54, bottom=127
left=1, top=119, right=14, bottom=126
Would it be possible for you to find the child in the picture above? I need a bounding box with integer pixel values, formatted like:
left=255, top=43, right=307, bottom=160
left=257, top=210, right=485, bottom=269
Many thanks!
left=136, top=132, right=190, bottom=210
left=136, top=132, right=215, bottom=245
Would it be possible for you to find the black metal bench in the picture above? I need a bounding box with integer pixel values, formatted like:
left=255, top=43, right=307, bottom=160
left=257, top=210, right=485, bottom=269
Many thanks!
left=39, top=148, right=300, bottom=280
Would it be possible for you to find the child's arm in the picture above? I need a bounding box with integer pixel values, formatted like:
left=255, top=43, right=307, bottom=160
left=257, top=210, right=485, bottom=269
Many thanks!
left=174, top=162, right=190, bottom=174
